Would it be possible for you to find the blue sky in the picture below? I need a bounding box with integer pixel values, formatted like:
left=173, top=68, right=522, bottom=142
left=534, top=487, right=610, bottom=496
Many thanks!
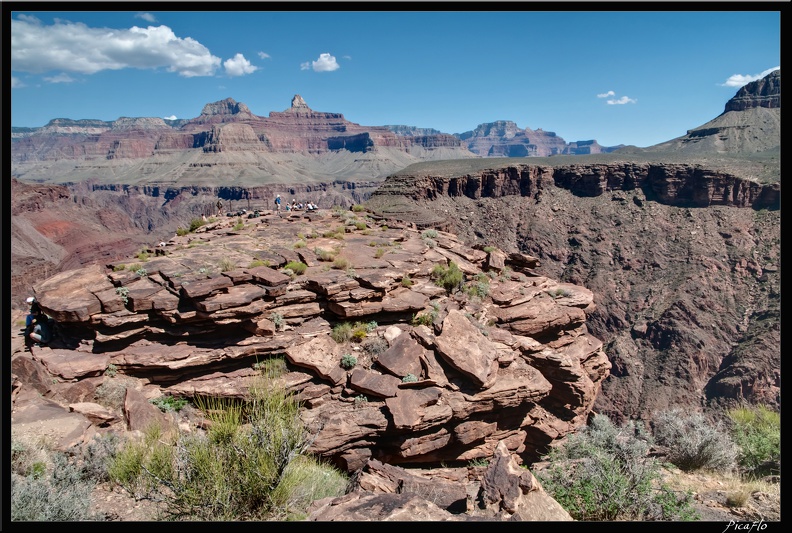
left=8, top=8, right=781, bottom=148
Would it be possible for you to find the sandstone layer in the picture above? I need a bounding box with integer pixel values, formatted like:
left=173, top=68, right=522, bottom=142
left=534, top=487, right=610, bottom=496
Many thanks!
left=12, top=207, right=610, bottom=472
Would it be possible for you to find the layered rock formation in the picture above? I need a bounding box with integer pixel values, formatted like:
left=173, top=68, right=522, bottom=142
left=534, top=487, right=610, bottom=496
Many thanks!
left=457, top=120, right=622, bottom=157
left=642, top=69, right=780, bottom=154
left=724, top=69, right=780, bottom=112
left=12, top=208, right=609, bottom=472
left=11, top=95, right=469, bottom=164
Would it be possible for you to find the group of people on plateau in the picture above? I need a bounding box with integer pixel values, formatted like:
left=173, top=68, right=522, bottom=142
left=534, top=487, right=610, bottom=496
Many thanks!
left=283, top=198, right=318, bottom=212
left=24, top=297, right=53, bottom=347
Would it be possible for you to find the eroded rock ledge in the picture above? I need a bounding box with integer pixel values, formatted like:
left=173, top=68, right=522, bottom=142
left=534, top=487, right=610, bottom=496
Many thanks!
left=14, top=207, right=609, bottom=471
left=367, top=162, right=779, bottom=229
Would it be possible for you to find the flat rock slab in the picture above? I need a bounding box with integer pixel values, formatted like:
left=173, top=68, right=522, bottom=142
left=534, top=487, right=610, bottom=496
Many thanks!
left=35, top=347, right=110, bottom=380
left=12, top=393, right=94, bottom=451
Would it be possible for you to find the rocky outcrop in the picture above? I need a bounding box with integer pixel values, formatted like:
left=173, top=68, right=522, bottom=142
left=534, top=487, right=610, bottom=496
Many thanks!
left=365, top=152, right=780, bottom=422
left=306, top=441, right=573, bottom=521
left=14, top=208, right=609, bottom=471
left=724, top=69, right=780, bottom=112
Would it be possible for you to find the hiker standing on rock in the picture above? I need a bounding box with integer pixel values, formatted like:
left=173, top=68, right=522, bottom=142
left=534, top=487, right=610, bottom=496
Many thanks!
left=216, top=199, right=224, bottom=216
left=275, top=194, right=282, bottom=214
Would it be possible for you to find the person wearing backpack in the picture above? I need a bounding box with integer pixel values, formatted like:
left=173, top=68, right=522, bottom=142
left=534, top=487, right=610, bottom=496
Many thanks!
left=275, top=194, right=282, bottom=212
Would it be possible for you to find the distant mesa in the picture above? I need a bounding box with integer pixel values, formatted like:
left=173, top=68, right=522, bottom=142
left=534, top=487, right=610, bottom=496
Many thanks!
left=11, top=93, right=624, bottom=167
left=639, top=69, right=780, bottom=155
left=200, top=97, right=254, bottom=117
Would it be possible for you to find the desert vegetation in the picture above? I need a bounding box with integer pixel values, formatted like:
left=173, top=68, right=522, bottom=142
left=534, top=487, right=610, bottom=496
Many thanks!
left=536, top=405, right=781, bottom=521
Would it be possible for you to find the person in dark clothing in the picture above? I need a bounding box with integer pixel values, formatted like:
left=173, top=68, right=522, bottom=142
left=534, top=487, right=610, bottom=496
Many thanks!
left=27, top=307, right=52, bottom=346
left=25, top=297, right=40, bottom=329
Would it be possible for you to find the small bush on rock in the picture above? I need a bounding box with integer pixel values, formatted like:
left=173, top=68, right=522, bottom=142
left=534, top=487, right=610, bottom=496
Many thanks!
left=11, top=448, right=98, bottom=521
left=652, top=408, right=737, bottom=472
left=284, top=261, right=307, bottom=275
left=431, top=262, right=463, bottom=294
left=536, top=414, right=699, bottom=521
left=108, top=379, right=347, bottom=520
left=340, top=354, right=357, bottom=369
left=728, top=404, right=780, bottom=477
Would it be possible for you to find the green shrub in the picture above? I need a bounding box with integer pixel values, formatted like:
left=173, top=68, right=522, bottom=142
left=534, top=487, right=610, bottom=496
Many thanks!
left=189, top=218, right=206, bottom=232
left=411, top=313, right=434, bottom=327
left=176, top=227, right=188, bottom=237
left=108, top=378, right=347, bottom=520
left=352, top=204, right=366, bottom=212
left=353, top=395, right=368, bottom=406
left=536, top=414, right=699, bottom=521
left=249, top=259, right=267, bottom=268
left=331, top=321, right=369, bottom=343
left=136, top=250, right=150, bottom=262
left=465, top=280, right=490, bottom=299
left=421, top=229, right=438, bottom=239
left=375, top=247, right=387, bottom=258
left=332, top=257, right=350, bottom=270
left=293, top=239, right=307, bottom=249
left=116, top=286, right=129, bottom=304
left=547, top=287, right=572, bottom=299
left=728, top=404, right=780, bottom=476
left=219, top=258, right=236, bottom=272
left=354, top=220, right=367, bottom=230
left=652, top=408, right=737, bottom=472
left=401, top=275, right=413, bottom=287
left=95, top=376, right=134, bottom=410
left=150, top=395, right=189, bottom=412
left=431, top=262, right=463, bottom=293
left=253, top=356, right=287, bottom=378
left=340, top=354, right=357, bottom=370
left=315, top=248, right=336, bottom=262
left=322, top=226, right=345, bottom=239
left=483, top=246, right=496, bottom=253
left=284, top=261, right=308, bottom=275
left=402, top=373, right=418, bottom=383
left=11, top=452, right=98, bottom=521
left=330, top=322, right=353, bottom=343
left=233, top=218, right=244, bottom=231
left=363, top=337, right=389, bottom=356
left=270, top=312, right=284, bottom=331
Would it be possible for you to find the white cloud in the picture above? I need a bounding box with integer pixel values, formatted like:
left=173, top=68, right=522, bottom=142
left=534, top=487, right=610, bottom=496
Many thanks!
left=606, top=96, right=637, bottom=105
left=302, top=53, right=340, bottom=72
left=11, top=76, right=23, bottom=88
left=11, top=17, right=221, bottom=77
left=597, top=90, right=615, bottom=98
left=164, top=115, right=177, bottom=120
left=721, top=66, right=780, bottom=88
left=257, top=51, right=270, bottom=59
left=223, top=53, right=258, bottom=76
left=136, top=12, right=157, bottom=23
left=43, top=73, right=76, bottom=83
